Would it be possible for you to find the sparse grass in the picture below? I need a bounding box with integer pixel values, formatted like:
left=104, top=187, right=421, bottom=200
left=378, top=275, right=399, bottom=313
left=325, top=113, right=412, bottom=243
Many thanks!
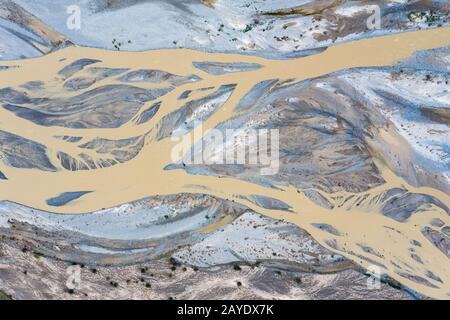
left=408, top=11, right=440, bottom=24
left=201, top=0, right=216, bottom=8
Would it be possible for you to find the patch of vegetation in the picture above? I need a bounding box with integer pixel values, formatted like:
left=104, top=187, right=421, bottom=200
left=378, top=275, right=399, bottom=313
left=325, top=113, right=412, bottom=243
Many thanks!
left=0, top=289, right=12, bottom=300
left=385, top=279, right=402, bottom=291
left=274, top=35, right=290, bottom=42
left=111, top=38, right=131, bottom=51
left=140, top=266, right=151, bottom=274
left=408, top=11, right=440, bottom=24
left=424, top=74, right=433, bottom=82
left=243, top=19, right=261, bottom=33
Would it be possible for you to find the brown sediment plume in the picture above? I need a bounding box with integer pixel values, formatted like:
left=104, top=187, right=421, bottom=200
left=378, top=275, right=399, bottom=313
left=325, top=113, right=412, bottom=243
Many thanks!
left=0, top=27, right=450, bottom=298
left=263, top=0, right=344, bottom=16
